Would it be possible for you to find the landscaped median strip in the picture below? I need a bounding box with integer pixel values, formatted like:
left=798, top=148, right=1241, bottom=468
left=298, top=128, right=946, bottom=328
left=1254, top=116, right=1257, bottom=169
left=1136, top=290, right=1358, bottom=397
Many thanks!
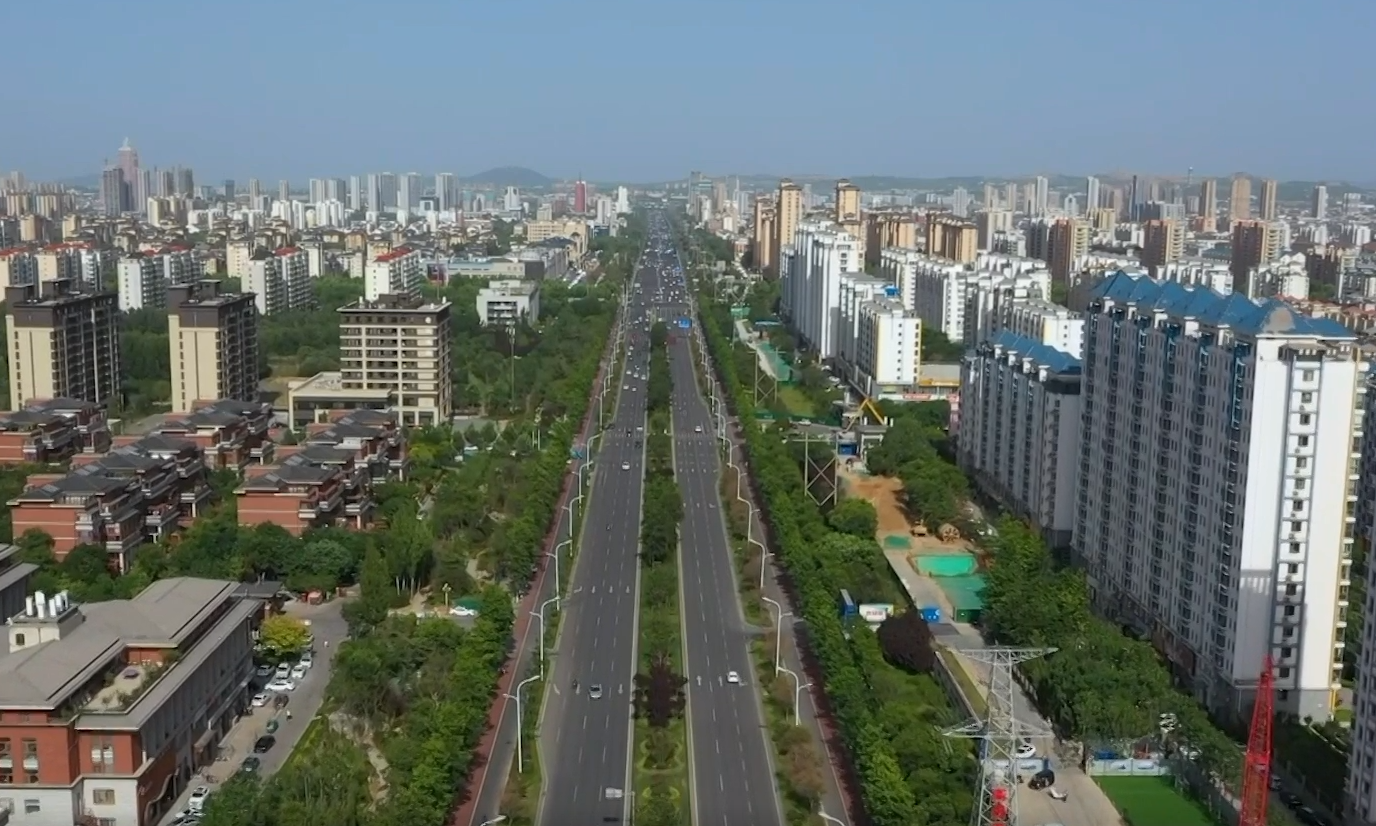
left=631, top=321, right=691, bottom=826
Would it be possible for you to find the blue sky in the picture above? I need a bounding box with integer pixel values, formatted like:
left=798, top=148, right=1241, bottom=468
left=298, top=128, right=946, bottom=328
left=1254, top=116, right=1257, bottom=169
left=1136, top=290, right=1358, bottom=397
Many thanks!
left=6, top=0, right=1369, bottom=183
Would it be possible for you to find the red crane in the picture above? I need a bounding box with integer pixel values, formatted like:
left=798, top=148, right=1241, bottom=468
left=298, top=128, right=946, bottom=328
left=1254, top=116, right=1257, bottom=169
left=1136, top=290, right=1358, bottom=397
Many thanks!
left=1239, top=655, right=1275, bottom=826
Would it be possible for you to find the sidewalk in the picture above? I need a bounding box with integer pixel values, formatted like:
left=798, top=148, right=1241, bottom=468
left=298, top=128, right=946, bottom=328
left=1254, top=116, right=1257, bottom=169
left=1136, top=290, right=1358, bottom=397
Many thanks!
left=449, top=329, right=615, bottom=826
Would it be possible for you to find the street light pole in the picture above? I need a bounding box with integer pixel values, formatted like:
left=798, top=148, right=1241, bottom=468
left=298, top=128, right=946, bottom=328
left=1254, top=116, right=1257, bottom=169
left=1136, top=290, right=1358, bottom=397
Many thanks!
left=762, top=596, right=787, bottom=675
left=506, top=673, right=541, bottom=773
left=533, top=595, right=559, bottom=680
left=779, top=666, right=810, bottom=725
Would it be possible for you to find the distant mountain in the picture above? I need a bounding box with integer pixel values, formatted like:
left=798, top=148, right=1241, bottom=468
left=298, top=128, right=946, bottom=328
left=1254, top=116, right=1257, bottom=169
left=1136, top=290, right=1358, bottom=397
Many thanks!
left=463, top=166, right=552, bottom=189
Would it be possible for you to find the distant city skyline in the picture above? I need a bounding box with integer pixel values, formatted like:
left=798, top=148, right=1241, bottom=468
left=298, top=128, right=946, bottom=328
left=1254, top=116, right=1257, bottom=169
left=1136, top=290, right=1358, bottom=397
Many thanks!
left=5, top=0, right=1370, bottom=182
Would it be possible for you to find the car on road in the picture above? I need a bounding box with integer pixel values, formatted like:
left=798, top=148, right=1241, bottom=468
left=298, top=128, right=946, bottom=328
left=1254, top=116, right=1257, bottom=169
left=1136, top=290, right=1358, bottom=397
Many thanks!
left=621, top=462, right=630, bottom=471
left=256, top=664, right=273, bottom=678
left=290, top=663, right=308, bottom=680
left=251, top=692, right=269, bottom=707
left=265, top=678, right=296, bottom=692
left=240, top=756, right=261, bottom=773
left=274, top=663, right=291, bottom=680
left=589, top=684, right=604, bottom=699
left=1016, top=740, right=1037, bottom=760
left=726, top=671, right=740, bottom=685
left=300, top=651, right=313, bottom=668
left=187, top=785, right=211, bottom=812
left=694, top=425, right=702, bottom=433
left=253, top=735, right=276, bottom=754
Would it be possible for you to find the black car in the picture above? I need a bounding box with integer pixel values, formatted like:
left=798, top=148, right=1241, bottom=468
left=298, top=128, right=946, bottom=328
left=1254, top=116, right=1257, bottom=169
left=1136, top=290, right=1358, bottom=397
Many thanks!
left=240, top=756, right=261, bottom=773
left=252, top=735, right=276, bottom=754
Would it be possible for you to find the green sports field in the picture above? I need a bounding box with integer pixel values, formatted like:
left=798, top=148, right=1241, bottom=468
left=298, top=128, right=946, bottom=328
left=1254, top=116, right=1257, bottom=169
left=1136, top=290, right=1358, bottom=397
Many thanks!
left=1095, top=776, right=1215, bottom=826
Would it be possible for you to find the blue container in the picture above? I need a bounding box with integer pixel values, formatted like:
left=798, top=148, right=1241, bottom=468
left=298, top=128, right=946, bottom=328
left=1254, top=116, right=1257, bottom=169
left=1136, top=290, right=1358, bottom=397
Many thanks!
left=920, top=606, right=942, bottom=623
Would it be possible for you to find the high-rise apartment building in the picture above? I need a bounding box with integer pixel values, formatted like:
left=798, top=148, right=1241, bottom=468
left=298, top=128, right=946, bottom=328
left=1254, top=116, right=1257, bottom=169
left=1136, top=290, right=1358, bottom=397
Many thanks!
left=1231, top=219, right=1286, bottom=283
left=1229, top=174, right=1252, bottom=222
left=1086, top=176, right=1101, bottom=213
left=100, top=168, right=127, bottom=216
left=117, top=247, right=203, bottom=311
left=116, top=139, right=140, bottom=197
left=1033, top=176, right=1050, bottom=217
left=771, top=180, right=804, bottom=279
left=338, top=296, right=453, bottom=426
left=365, top=248, right=424, bottom=300
left=959, top=332, right=1082, bottom=548
left=167, top=281, right=259, bottom=412
left=865, top=212, right=918, bottom=268
left=6, top=280, right=121, bottom=408
left=245, top=247, right=312, bottom=316
left=379, top=173, right=398, bottom=211
left=974, top=209, right=1014, bottom=252
left=436, top=173, right=455, bottom=212
left=1313, top=185, right=1329, bottom=220
left=1076, top=272, right=1359, bottom=721
left=1046, top=217, right=1090, bottom=285
left=925, top=216, right=978, bottom=264
left=1198, top=178, right=1218, bottom=232
left=1142, top=218, right=1185, bottom=273
left=835, top=179, right=861, bottom=223
left=751, top=196, right=777, bottom=275
left=778, top=221, right=861, bottom=359
left=399, top=173, right=421, bottom=210
left=348, top=176, right=363, bottom=211
left=1259, top=179, right=1278, bottom=221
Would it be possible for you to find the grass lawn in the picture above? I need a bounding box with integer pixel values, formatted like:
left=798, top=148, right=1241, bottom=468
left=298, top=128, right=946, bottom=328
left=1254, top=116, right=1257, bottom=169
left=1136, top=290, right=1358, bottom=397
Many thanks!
left=777, top=385, right=815, bottom=418
left=1095, top=776, right=1214, bottom=826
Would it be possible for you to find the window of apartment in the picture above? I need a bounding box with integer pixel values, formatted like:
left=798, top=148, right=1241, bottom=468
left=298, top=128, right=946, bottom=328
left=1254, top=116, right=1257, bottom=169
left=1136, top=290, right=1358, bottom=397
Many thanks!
left=1279, top=667, right=1292, bottom=679
left=1298, top=435, right=1310, bottom=447
left=1301, top=392, right=1314, bottom=404
left=90, top=738, right=114, bottom=773
left=92, top=788, right=115, bottom=805
left=1292, top=500, right=1304, bottom=512
left=1302, top=370, right=1315, bottom=382
left=1291, top=522, right=1303, bottom=534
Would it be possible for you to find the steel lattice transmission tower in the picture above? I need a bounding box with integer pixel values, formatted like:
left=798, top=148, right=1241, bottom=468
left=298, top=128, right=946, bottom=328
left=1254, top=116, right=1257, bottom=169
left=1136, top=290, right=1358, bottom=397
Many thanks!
left=945, top=646, right=1056, bottom=826
left=1239, top=656, right=1275, bottom=826
left=801, top=430, right=837, bottom=508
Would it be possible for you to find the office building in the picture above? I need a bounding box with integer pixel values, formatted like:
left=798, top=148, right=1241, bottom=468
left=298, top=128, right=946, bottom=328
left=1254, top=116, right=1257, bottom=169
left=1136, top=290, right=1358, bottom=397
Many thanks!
left=338, top=295, right=453, bottom=426
left=364, top=247, right=423, bottom=301
left=1230, top=175, right=1252, bottom=222
left=6, top=280, right=121, bottom=408
left=116, top=247, right=203, bottom=311
left=476, top=280, right=540, bottom=329
left=167, top=281, right=259, bottom=413
left=244, top=247, right=311, bottom=317
left=0, top=579, right=261, bottom=826
left=959, top=332, right=1082, bottom=548
left=1076, top=272, right=1360, bottom=721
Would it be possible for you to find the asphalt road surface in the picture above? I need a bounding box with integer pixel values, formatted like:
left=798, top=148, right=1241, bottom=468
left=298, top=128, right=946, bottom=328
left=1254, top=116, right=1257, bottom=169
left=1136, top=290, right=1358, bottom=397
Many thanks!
left=535, top=244, right=659, bottom=825
left=669, top=304, right=785, bottom=817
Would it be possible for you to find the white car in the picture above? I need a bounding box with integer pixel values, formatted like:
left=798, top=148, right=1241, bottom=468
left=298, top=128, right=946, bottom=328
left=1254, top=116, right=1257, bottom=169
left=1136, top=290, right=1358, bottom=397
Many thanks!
left=265, top=678, right=296, bottom=692
left=299, top=651, right=314, bottom=667
left=290, top=663, right=308, bottom=680
left=1016, top=740, right=1037, bottom=760
left=274, top=663, right=291, bottom=680
left=187, top=786, right=211, bottom=812
left=726, top=671, right=741, bottom=685
left=589, top=684, right=604, bottom=699
left=621, top=462, right=630, bottom=471
left=251, top=692, right=269, bottom=707
left=694, top=425, right=702, bottom=433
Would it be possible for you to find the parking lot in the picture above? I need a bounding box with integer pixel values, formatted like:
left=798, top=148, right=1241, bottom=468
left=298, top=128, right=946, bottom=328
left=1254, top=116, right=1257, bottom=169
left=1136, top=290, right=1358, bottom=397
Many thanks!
left=160, top=599, right=347, bottom=824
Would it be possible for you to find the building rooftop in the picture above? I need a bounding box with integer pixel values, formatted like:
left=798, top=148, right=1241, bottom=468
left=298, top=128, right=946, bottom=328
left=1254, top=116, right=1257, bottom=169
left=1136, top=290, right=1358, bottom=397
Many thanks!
left=0, top=578, right=242, bottom=711
left=987, top=331, right=1082, bottom=375
left=1092, top=270, right=1354, bottom=339
left=289, top=371, right=393, bottom=400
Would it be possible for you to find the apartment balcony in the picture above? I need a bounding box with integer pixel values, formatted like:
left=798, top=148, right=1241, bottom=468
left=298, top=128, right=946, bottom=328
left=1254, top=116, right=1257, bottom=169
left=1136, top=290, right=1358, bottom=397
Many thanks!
left=250, top=441, right=275, bottom=463
left=145, top=502, right=179, bottom=529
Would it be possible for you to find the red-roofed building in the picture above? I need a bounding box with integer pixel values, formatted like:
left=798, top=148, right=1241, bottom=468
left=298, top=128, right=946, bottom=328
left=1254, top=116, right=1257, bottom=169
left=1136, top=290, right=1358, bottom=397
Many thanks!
left=364, top=246, right=421, bottom=300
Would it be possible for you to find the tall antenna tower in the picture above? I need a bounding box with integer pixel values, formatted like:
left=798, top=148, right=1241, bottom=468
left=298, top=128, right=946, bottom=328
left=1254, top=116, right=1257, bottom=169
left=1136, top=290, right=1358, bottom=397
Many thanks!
left=945, top=646, right=1056, bottom=826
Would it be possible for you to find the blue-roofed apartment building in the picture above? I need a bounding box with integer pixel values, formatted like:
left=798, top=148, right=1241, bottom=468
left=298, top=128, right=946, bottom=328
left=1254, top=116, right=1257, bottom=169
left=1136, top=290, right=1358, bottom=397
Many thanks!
left=1076, top=270, right=1362, bottom=724
left=958, top=331, right=1083, bottom=551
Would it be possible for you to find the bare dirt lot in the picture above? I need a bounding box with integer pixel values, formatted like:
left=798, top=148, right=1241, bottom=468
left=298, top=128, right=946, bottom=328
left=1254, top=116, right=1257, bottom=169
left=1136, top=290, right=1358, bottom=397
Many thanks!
left=838, top=465, right=972, bottom=554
